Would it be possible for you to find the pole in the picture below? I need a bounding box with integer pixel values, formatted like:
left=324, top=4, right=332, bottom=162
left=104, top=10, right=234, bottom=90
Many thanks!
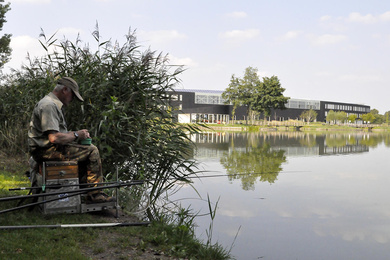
left=0, top=190, right=86, bottom=214
left=0, top=180, right=144, bottom=203
left=8, top=181, right=126, bottom=191
left=0, top=222, right=151, bottom=230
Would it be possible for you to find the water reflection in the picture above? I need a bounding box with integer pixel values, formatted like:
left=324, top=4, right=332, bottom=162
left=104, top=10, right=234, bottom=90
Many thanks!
left=179, top=131, right=390, bottom=259
left=220, top=143, right=286, bottom=190
left=190, top=132, right=389, bottom=188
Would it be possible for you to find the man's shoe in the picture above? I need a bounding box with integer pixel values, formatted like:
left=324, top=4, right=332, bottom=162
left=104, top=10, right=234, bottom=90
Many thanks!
left=87, top=192, right=116, bottom=203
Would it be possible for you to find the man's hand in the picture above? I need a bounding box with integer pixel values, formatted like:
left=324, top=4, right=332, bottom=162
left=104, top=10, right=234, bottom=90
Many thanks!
left=48, top=129, right=91, bottom=145
left=75, top=129, right=90, bottom=140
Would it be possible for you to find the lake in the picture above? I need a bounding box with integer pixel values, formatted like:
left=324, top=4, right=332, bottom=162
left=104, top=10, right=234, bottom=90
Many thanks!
left=171, top=131, right=390, bottom=260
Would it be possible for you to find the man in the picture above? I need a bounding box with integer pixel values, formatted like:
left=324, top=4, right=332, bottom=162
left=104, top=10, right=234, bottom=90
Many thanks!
left=28, top=77, right=114, bottom=203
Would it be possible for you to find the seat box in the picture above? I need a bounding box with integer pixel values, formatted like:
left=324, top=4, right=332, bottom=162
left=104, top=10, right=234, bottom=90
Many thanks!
left=40, top=178, right=81, bottom=214
left=43, top=161, right=78, bottom=180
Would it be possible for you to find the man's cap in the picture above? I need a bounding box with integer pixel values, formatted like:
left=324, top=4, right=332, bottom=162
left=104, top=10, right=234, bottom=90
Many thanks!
left=58, top=77, right=84, bottom=102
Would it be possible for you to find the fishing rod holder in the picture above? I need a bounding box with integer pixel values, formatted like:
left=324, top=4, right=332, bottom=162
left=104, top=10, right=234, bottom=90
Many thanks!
left=36, top=160, right=118, bottom=215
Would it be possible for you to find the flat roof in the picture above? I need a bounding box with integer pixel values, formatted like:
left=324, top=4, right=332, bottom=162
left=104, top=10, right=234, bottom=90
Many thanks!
left=172, top=89, right=224, bottom=94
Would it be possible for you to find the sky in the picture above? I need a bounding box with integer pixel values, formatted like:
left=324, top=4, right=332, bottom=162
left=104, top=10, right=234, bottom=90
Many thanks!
left=4, top=0, right=390, bottom=113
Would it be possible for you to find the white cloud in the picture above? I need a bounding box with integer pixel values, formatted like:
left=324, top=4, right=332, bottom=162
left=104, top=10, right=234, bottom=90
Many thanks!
left=379, top=11, right=390, bottom=21
left=219, top=29, right=260, bottom=44
left=6, top=35, right=44, bottom=70
left=226, top=11, right=248, bottom=19
left=320, top=15, right=332, bottom=22
left=168, top=54, right=198, bottom=67
left=279, top=30, right=303, bottom=41
left=347, top=11, right=390, bottom=24
left=347, top=12, right=377, bottom=24
left=309, top=34, right=347, bottom=45
left=9, top=0, right=50, bottom=4
left=138, top=30, right=187, bottom=44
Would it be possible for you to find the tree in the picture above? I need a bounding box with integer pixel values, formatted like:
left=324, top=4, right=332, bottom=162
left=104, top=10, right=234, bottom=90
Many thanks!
left=348, top=114, right=357, bottom=123
left=222, top=67, right=260, bottom=124
left=384, top=111, right=390, bottom=124
left=221, top=75, right=241, bottom=121
left=361, top=113, right=375, bottom=123
left=299, top=109, right=318, bottom=122
left=0, top=0, right=11, bottom=70
left=252, top=75, right=289, bottom=118
left=370, top=109, right=384, bottom=124
left=222, top=66, right=289, bottom=124
left=335, top=111, right=347, bottom=124
left=326, top=110, right=336, bottom=124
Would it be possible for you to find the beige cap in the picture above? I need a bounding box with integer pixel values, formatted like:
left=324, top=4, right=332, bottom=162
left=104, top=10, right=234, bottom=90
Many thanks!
left=58, top=77, right=84, bottom=102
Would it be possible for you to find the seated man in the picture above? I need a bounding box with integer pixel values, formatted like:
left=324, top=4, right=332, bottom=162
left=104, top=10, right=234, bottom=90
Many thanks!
left=28, top=77, right=114, bottom=203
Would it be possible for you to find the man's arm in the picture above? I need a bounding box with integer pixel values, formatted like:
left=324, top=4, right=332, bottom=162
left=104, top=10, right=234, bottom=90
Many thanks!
left=47, top=129, right=90, bottom=145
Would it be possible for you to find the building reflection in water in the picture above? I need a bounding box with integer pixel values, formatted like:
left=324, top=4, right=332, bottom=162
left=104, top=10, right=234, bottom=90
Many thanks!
left=189, top=131, right=377, bottom=189
left=191, top=131, right=371, bottom=159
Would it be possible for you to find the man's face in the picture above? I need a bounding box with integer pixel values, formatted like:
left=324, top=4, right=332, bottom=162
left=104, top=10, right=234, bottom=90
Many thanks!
left=62, top=87, right=74, bottom=106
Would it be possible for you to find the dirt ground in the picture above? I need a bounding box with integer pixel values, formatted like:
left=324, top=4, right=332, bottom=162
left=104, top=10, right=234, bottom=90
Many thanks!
left=81, top=209, right=178, bottom=260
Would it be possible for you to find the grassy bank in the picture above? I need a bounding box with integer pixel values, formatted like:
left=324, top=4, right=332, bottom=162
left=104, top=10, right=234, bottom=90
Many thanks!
left=0, top=156, right=231, bottom=260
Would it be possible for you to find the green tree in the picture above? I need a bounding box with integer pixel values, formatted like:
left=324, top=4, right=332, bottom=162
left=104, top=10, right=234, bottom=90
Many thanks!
left=221, top=75, right=241, bottom=121
left=384, top=111, right=390, bottom=124
left=252, top=75, right=289, bottom=118
left=370, top=109, right=384, bottom=124
left=222, top=67, right=260, bottom=124
left=361, top=113, right=375, bottom=123
left=348, top=114, right=357, bottom=123
left=335, top=111, right=347, bottom=124
left=222, top=67, right=288, bottom=124
left=299, top=109, right=318, bottom=122
left=326, top=110, right=336, bottom=124
left=0, top=0, right=11, bottom=70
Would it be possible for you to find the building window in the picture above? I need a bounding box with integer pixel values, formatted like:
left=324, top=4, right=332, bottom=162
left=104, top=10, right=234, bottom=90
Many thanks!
left=209, top=95, right=219, bottom=104
left=195, top=94, right=208, bottom=104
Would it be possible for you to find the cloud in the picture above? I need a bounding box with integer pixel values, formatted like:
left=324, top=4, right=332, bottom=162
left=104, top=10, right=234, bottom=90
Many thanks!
left=279, top=30, right=303, bottom=41
left=347, top=11, right=390, bottom=24
left=219, top=29, right=260, bottom=45
left=320, top=15, right=332, bottom=22
left=138, top=30, right=187, bottom=44
left=6, top=35, right=44, bottom=70
left=225, top=11, right=248, bottom=19
left=309, top=34, right=347, bottom=45
left=9, top=0, right=51, bottom=4
left=347, top=12, right=377, bottom=24
left=168, top=54, right=198, bottom=67
left=379, top=11, right=390, bottom=21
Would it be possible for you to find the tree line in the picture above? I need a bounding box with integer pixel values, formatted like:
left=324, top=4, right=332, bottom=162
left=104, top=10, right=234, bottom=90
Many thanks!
left=299, top=108, right=389, bottom=124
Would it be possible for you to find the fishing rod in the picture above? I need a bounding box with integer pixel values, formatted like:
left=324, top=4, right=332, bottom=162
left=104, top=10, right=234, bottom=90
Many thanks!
left=0, top=221, right=151, bottom=230
left=0, top=189, right=88, bottom=215
left=8, top=180, right=142, bottom=192
left=8, top=170, right=309, bottom=192
left=0, top=180, right=145, bottom=203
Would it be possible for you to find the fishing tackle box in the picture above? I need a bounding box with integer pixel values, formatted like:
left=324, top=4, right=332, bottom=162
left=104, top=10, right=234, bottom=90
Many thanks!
left=39, top=161, right=81, bottom=214
left=37, top=161, right=116, bottom=214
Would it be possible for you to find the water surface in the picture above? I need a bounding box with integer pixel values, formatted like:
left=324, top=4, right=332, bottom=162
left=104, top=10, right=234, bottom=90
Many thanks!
left=172, top=131, right=390, bottom=260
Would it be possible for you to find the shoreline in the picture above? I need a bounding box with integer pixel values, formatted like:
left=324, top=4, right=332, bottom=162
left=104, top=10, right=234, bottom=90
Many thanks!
left=196, top=123, right=390, bottom=132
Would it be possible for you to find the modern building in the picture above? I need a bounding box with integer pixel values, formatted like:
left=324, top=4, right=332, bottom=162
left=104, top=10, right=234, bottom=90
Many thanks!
left=168, top=89, right=370, bottom=123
